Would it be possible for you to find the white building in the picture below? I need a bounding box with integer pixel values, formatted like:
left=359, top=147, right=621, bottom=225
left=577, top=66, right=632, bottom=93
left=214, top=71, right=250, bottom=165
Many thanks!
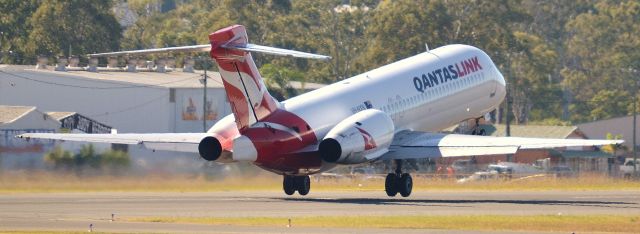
left=0, top=65, right=231, bottom=172
left=0, top=106, right=60, bottom=169
left=0, top=65, right=229, bottom=133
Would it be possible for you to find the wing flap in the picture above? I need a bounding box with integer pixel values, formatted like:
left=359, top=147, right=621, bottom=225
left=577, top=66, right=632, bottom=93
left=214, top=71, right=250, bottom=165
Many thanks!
left=380, top=130, right=622, bottom=160
left=142, top=142, right=200, bottom=153
left=385, top=146, right=519, bottom=159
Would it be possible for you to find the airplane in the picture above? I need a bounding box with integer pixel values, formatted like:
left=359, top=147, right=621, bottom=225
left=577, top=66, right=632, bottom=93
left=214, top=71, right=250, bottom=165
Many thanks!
left=17, top=25, right=622, bottom=197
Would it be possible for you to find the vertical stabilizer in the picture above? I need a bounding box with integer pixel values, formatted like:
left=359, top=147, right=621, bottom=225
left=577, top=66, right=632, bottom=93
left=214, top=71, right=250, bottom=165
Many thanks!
left=209, top=25, right=279, bottom=132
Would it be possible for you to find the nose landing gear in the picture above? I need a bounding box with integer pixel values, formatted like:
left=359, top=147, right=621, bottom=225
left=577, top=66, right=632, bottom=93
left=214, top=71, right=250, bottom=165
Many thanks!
left=283, top=175, right=311, bottom=196
left=470, top=117, right=486, bottom=135
left=385, top=159, right=413, bottom=197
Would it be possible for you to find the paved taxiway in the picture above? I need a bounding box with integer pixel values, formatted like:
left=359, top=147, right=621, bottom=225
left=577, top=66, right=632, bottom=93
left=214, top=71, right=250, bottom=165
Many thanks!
left=0, top=190, right=638, bottom=233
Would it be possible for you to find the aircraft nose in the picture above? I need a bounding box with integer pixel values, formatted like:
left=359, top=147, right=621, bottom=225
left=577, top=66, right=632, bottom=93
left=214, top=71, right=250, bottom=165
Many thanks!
left=495, top=67, right=506, bottom=87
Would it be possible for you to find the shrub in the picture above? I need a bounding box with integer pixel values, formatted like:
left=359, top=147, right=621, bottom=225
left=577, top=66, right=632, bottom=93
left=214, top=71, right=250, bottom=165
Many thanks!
left=43, top=144, right=131, bottom=176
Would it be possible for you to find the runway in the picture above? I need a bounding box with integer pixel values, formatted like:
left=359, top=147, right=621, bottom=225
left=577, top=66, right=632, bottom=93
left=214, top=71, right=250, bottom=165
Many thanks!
left=0, top=190, right=638, bottom=233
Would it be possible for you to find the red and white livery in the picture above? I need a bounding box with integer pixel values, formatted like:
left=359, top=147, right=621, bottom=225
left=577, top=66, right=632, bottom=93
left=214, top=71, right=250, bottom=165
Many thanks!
left=18, top=25, right=622, bottom=197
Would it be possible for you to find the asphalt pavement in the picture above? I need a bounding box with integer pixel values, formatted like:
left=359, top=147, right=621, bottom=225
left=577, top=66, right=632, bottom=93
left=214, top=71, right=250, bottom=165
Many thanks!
left=0, top=190, right=638, bottom=233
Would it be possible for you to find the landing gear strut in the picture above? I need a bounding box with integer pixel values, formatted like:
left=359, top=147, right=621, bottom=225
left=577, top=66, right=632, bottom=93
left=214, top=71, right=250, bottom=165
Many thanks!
left=385, top=159, right=413, bottom=197
left=283, top=175, right=311, bottom=196
left=470, top=118, right=486, bottom=135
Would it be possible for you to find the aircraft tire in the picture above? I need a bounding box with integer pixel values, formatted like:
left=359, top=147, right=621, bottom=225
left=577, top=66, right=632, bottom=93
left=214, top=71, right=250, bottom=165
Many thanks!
left=385, top=173, right=398, bottom=197
left=283, top=176, right=296, bottom=195
left=398, top=173, right=413, bottom=197
left=296, top=176, right=311, bottom=196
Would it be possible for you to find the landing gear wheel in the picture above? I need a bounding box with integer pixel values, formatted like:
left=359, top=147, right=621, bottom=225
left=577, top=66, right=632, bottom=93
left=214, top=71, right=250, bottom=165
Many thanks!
left=398, top=173, right=413, bottom=197
left=385, top=160, right=413, bottom=197
left=283, top=176, right=296, bottom=195
left=385, top=173, right=398, bottom=197
left=296, top=176, right=311, bottom=196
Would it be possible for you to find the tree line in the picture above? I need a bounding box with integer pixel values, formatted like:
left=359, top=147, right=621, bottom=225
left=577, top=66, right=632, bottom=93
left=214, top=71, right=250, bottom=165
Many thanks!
left=1, top=0, right=638, bottom=125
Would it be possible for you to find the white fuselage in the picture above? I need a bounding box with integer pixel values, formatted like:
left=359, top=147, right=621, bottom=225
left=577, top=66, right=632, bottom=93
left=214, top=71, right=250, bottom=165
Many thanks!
left=283, top=44, right=506, bottom=141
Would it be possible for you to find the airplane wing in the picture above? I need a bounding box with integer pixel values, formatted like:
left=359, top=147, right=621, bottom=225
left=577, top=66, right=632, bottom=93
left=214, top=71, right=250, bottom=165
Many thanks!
left=380, top=130, right=623, bottom=160
left=16, top=133, right=209, bottom=153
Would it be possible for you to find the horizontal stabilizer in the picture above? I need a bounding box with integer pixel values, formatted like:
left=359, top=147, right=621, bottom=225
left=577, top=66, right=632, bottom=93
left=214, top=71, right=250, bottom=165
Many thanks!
left=87, top=44, right=330, bottom=61
left=222, top=44, right=331, bottom=61
left=88, top=44, right=211, bottom=57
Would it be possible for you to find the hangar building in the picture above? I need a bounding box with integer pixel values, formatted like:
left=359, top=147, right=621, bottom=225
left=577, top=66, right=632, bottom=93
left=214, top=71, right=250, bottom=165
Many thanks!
left=0, top=65, right=229, bottom=133
left=0, top=64, right=231, bottom=172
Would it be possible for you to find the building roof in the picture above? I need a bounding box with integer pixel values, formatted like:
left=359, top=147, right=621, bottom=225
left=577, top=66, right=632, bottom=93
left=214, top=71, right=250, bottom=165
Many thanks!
left=1, top=65, right=224, bottom=89
left=480, top=124, right=580, bottom=139
left=578, top=115, right=638, bottom=148
left=45, top=112, right=76, bottom=121
left=1, top=65, right=327, bottom=91
left=0, top=105, right=35, bottom=125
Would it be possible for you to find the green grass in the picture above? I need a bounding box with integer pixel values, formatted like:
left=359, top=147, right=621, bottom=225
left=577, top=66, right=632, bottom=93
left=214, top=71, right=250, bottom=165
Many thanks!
left=0, top=171, right=638, bottom=193
left=129, top=215, right=640, bottom=233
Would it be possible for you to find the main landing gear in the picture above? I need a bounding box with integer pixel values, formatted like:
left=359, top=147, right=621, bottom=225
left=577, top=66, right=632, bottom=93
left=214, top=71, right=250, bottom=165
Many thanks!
left=283, top=175, right=311, bottom=196
left=385, top=159, right=413, bottom=197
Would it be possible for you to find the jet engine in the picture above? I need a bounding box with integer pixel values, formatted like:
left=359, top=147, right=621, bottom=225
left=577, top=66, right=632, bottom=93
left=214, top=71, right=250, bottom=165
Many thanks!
left=198, top=136, right=222, bottom=161
left=198, top=115, right=238, bottom=162
left=319, top=109, right=394, bottom=164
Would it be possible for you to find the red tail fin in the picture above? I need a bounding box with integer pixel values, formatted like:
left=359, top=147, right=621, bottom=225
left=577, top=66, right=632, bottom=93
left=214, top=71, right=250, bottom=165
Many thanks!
left=209, top=25, right=279, bottom=132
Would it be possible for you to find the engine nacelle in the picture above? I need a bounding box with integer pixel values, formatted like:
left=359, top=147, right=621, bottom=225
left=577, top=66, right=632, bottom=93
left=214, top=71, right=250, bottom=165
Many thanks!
left=198, top=136, right=222, bottom=161
left=199, top=115, right=238, bottom=162
left=319, top=109, right=394, bottom=164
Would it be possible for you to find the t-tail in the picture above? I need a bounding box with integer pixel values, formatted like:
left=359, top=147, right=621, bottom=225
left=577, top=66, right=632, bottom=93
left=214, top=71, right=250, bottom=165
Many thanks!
left=87, top=24, right=330, bottom=133
left=208, top=25, right=278, bottom=132
left=208, top=25, right=330, bottom=132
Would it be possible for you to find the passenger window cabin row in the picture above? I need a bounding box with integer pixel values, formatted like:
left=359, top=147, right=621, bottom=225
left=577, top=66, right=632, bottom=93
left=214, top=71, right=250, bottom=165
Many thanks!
left=380, top=72, right=490, bottom=120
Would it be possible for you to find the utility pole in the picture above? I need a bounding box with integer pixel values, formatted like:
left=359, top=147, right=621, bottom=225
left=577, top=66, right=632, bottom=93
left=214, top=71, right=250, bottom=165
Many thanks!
left=202, top=57, right=208, bottom=132
left=505, top=52, right=511, bottom=137
left=0, top=31, right=3, bottom=61
left=633, top=93, right=637, bottom=177
left=633, top=69, right=639, bottom=178
left=505, top=90, right=511, bottom=137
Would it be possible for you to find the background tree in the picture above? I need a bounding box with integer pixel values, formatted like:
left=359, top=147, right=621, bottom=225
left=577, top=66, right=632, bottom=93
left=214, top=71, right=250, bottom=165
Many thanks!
left=562, top=1, right=640, bottom=122
left=44, top=144, right=130, bottom=176
left=260, top=63, right=305, bottom=100
left=3, top=0, right=639, bottom=126
left=357, top=0, right=452, bottom=71
left=26, top=0, right=122, bottom=58
left=0, top=0, right=38, bottom=64
left=521, top=0, right=596, bottom=121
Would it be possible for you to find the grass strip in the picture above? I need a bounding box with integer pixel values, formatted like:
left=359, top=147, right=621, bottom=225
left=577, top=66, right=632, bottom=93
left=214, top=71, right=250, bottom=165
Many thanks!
left=129, top=215, right=640, bottom=233
left=1, top=171, right=639, bottom=193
